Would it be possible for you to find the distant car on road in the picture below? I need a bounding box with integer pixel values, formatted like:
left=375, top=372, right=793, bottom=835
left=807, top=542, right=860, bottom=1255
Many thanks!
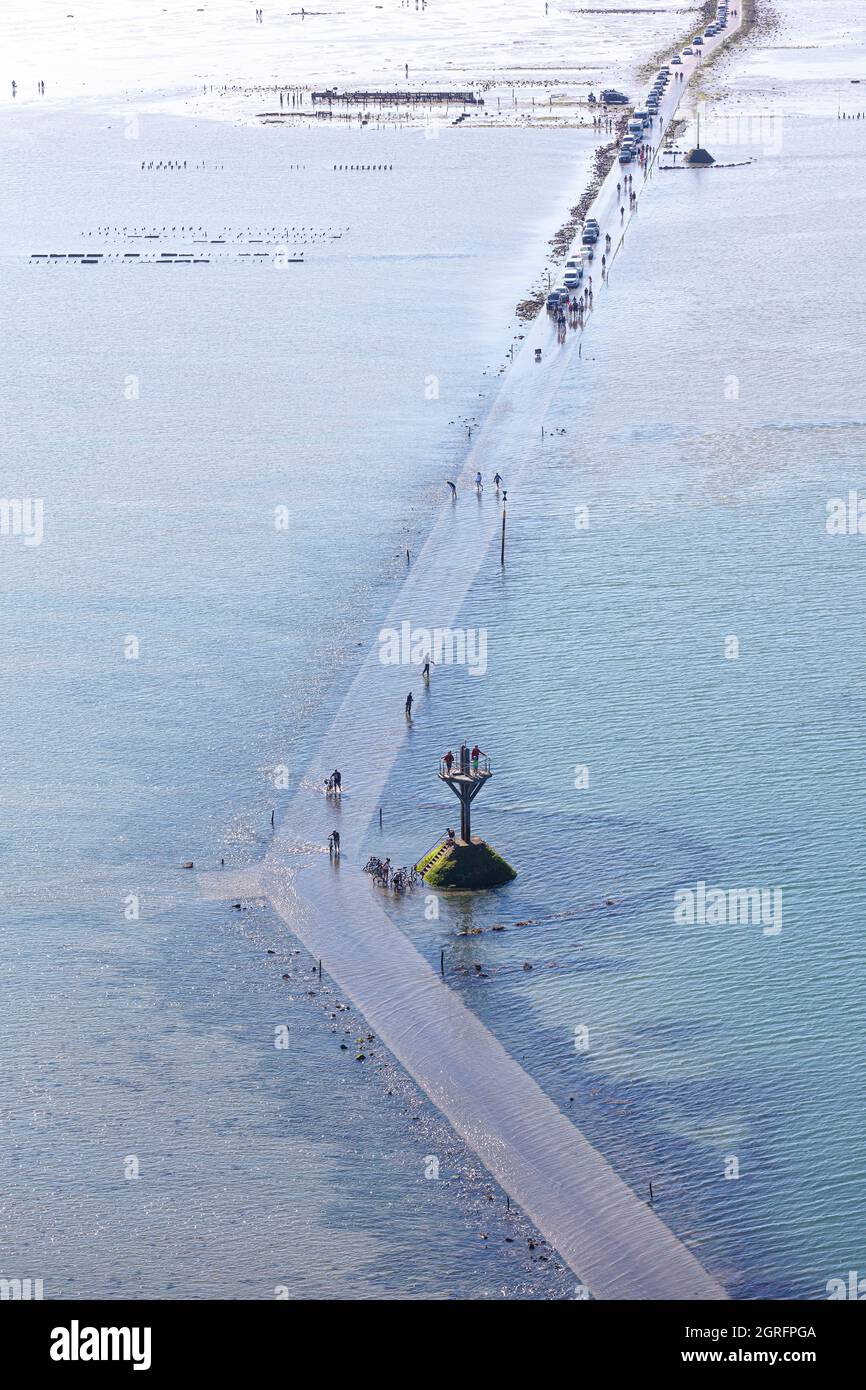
left=600, top=88, right=629, bottom=104
left=671, top=55, right=683, bottom=64
left=683, top=47, right=694, bottom=55
left=693, top=35, right=704, bottom=45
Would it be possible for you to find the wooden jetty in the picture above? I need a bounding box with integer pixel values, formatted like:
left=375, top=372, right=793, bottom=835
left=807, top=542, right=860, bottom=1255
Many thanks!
left=311, top=88, right=483, bottom=106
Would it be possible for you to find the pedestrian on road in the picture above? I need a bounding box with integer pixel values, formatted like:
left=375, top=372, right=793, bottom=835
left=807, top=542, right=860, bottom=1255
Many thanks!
left=405, top=691, right=413, bottom=719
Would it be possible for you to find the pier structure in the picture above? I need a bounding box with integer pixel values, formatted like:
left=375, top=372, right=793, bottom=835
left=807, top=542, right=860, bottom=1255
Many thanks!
left=438, top=749, right=491, bottom=844
left=311, top=88, right=482, bottom=106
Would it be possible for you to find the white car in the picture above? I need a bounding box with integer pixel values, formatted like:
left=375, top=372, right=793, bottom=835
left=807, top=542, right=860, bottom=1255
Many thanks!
left=683, top=47, right=694, bottom=55
left=671, top=55, right=683, bottom=64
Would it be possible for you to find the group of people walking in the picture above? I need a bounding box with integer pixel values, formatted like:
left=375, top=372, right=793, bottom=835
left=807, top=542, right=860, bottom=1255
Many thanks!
left=326, top=770, right=342, bottom=857
left=618, top=170, right=637, bottom=221
left=550, top=286, right=593, bottom=342
left=447, top=471, right=505, bottom=498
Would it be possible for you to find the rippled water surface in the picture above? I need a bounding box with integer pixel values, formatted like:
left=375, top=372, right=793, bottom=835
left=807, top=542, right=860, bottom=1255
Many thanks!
left=371, top=111, right=866, bottom=1298
left=0, top=111, right=590, bottom=1299
left=3, top=1, right=865, bottom=1299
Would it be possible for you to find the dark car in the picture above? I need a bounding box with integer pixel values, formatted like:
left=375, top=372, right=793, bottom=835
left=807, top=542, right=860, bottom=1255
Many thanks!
left=600, top=88, right=629, bottom=104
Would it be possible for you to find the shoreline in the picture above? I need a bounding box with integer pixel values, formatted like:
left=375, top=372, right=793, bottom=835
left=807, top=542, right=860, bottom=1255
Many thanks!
left=0, top=1, right=699, bottom=127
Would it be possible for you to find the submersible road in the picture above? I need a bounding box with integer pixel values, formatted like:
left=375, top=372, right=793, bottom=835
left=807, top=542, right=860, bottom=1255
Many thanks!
left=245, top=12, right=742, bottom=1300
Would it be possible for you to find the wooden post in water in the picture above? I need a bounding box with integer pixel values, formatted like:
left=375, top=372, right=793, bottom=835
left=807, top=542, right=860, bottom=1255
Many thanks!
left=500, top=504, right=506, bottom=567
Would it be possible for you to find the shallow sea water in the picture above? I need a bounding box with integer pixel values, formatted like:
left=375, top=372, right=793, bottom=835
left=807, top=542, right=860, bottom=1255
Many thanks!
left=0, top=111, right=591, bottom=1298
left=371, top=108, right=866, bottom=1298
left=3, top=1, right=865, bottom=1300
